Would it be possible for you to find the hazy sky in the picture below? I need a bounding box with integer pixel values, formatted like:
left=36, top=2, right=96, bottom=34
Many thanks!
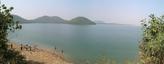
left=2, top=0, right=164, bottom=25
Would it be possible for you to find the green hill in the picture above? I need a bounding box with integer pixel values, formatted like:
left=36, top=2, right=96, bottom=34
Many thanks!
left=32, top=16, right=66, bottom=23
left=13, top=15, right=31, bottom=23
left=68, top=17, right=96, bottom=25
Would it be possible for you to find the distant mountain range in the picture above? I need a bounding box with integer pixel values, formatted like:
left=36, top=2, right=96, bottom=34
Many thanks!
left=13, top=15, right=96, bottom=25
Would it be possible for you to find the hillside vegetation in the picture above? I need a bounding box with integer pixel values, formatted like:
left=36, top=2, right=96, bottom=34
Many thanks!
left=13, top=15, right=96, bottom=25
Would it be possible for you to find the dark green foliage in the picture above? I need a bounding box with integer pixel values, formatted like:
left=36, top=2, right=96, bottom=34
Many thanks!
left=3, top=50, right=27, bottom=64
left=139, top=14, right=164, bottom=64
left=0, top=3, right=26, bottom=64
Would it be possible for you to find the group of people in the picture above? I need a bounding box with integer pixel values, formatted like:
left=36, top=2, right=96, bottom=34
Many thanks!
left=9, top=43, right=64, bottom=54
left=54, top=46, right=64, bottom=54
left=8, top=43, right=32, bottom=51
left=20, top=44, right=32, bottom=51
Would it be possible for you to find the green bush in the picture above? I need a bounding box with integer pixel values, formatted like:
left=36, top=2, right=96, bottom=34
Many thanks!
left=0, top=3, right=25, bottom=64
left=139, top=14, right=164, bottom=64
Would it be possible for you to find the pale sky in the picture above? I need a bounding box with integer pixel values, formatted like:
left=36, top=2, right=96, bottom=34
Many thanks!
left=2, top=0, right=164, bottom=26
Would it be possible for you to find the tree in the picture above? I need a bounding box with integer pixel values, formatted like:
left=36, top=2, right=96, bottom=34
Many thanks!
left=0, top=3, right=26, bottom=64
left=139, top=14, right=164, bottom=64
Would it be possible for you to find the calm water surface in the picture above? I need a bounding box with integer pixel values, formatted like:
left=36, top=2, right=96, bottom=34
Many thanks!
left=9, top=23, right=141, bottom=63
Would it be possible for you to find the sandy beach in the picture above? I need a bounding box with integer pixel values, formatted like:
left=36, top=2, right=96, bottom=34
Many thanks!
left=8, top=42, right=73, bottom=64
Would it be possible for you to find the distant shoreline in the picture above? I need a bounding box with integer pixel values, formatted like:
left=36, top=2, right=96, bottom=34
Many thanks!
left=19, top=22, right=139, bottom=27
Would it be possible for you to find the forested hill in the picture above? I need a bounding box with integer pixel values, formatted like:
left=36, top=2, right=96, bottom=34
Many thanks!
left=13, top=15, right=96, bottom=25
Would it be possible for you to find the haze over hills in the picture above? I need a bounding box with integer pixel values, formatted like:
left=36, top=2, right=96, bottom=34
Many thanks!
left=31, top=16, right=66, bottom=23
left=12, top=15, right=30, bottom=23
left=68, top=17, right=96, bottom=25
left=13, top=15, right=97, bottom=25
left=13, top=15, right=128, bottom=25
left=13, top=15, right=135, bottom=25
left=94, top=20, right=104, bottom=24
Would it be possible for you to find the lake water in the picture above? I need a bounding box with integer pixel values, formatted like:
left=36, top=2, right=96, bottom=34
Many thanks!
left=8, top=23, right=141, bottom=63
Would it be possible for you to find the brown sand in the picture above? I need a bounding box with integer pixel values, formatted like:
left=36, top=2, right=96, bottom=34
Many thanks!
left=8, top=43, right=73, bottom=64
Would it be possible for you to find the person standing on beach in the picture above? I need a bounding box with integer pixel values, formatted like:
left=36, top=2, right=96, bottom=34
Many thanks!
left=29, top=45, right=32, bottom=54
left=61, top=50, right=64, bottom=54
left=54, top=46, right=57, bottom=50
left=20, top=44, right=23, bottom=51
left=25, top=44, right=28, bottom=51
left=53, top=46, right=57, bottom=54
left=29, top=46, right=32, bottom=51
